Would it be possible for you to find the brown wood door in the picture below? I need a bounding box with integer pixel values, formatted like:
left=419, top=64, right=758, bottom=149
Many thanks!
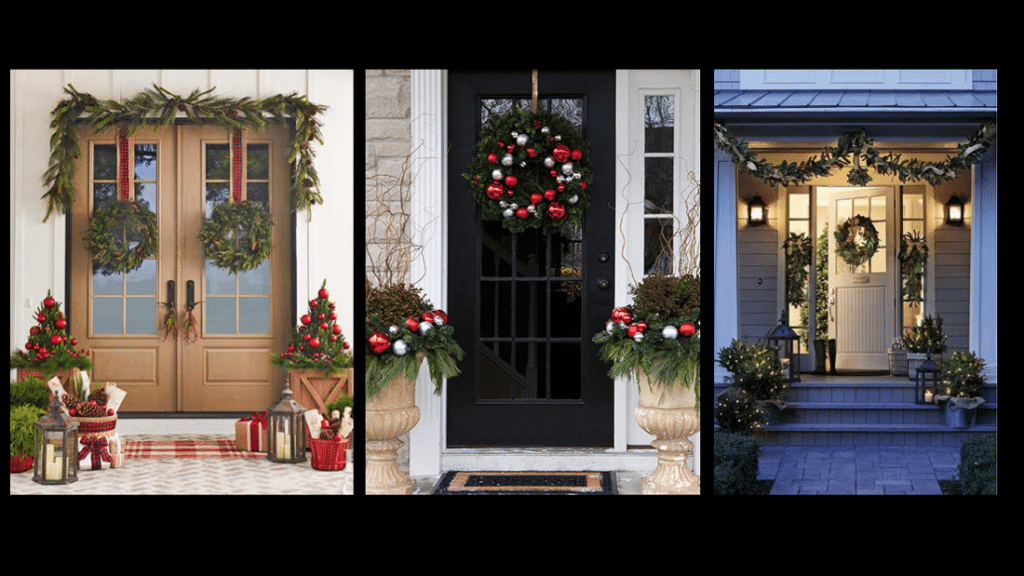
left=70, top=124, right=292, bottom=412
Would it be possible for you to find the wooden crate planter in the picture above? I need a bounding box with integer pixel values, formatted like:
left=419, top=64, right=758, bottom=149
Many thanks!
left=288, top=368, right=352, bottom=415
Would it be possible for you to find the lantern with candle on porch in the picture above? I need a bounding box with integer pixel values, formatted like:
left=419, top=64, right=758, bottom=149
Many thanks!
left=767, top=310, right=801, bottom=383
left=266, top=381, right=307, bottom=463
left=914, top=352, right=941, bottom=405
left=32, top=395, right=79, bottom=485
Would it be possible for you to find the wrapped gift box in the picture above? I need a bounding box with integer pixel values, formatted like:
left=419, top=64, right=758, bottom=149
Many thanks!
left=235, top=412, right=268, bottom=452
left=78, top=433, right=123, bottom=471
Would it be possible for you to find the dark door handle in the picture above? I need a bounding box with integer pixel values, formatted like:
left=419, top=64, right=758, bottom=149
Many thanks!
left=166, top=280, right=176, bottom=310
left=186, top=280, right=196, bottom=310
left=597, top=278, right=610, bottom=290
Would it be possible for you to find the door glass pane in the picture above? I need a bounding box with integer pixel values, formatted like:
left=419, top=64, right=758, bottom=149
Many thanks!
left=645, top=218, right=673, bottom=275
left=644, top=157, right=673, bottom=214
left=238, top=259, right=270, bottom=295
left=205, top=298, right=236, bottom=334
left=205, top=143, right=230, bottom=180
left=90, top=143, right=157, bottom=336
left=238, top=297, right=269, bottom=335
left=125, top=297, right=156, bottom=334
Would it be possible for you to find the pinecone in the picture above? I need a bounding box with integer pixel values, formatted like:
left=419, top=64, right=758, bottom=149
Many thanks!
left=319, top=418, right=341, bottom=441
left=90, top=386, right=109, bottom=406
left=79, top=401, right=108, bottom=418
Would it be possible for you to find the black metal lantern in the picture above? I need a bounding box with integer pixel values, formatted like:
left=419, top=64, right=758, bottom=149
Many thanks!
left=33, top=394, right=79, bottom=485
left=266, top=381, right=307, bottom=463
left=767, top=310, right=800, bottom=383
left=748, top=195, right=766, bottom=226
left=945, top=195, right=964, bottom=226
left=915, top=352, right=941, bottom=405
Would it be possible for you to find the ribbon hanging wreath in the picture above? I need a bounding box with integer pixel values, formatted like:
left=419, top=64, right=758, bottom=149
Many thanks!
left=199, top=200, right=274, bottom=274
left=85, top=199, right=159, bottom=275
left=463, top=107, right=593, bottom=233
left=834, top=214, right=880, bottom=268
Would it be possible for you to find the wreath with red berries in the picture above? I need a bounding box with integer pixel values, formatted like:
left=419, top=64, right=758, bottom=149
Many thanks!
left=463, top=108, right=593, bottom=233
left=85, top=199, right=159, bottom=275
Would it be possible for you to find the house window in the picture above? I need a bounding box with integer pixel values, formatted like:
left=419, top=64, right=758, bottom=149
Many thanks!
left=643, top=94, right=683, bottom=275
left=788, top=189, right=810, bottom=353
left=901, top=187, right=925, bottom=332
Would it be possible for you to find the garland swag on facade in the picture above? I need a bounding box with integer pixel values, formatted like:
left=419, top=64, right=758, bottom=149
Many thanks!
left=42, top=84, right=328, bottom=222
left=713, top=120, right=997, bottom=188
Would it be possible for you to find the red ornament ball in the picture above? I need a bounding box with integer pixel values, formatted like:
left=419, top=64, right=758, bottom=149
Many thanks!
left=552, top=143, right=571, bottom=163
left=333, top=324, right=342, bottom=334
left=301, top=314, right=312, bottom=325
left=516, top=207, right=529, bottom=219
left=55, top=318, right=67, bottom=329
left=43, top=297, right=56, bottom=308
left=319, top=287, right=330, bottom=300
left=432, top=310, right=448, bottom=326
left=368, top=332, right=390, bottom=355
left=487, top=153, right=498, bottom=164
left=530, top=193, right=543, bottom=205
left=504, top=175, right=518, bottom=188
left=404, top=317, right=420, bottom=332
left=571, top=148, right=583, bottom=161
left=679, top=322, right=696, bottom=338
left=486, top=181, right=504, bottom=200
left=309, top=337, right=320, bottom=348
left=51, top=335, right=63, bottom=345
left=544, top=189, right=557, bottom=202
left=547, top=202, right=566, bottom=220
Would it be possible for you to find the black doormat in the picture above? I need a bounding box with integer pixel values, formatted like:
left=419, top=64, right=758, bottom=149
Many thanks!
left=430, top=471, right=618, bottom=495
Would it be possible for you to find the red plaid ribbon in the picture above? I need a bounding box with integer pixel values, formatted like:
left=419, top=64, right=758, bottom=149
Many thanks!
left=232, top=129, right=243, bottom=202
left=79, top=436, right=113, bottom=470
left=118, top=129, right=130, bottom=200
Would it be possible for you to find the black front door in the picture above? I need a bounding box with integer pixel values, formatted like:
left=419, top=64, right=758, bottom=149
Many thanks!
left=447, top=70, right=615, bottom=447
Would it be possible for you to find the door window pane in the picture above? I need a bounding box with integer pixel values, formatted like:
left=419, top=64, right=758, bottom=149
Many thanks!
left=92, top=298, right=123, bottom=335
left=125, top=297, right=156, bottom=335
left=644, top=95, right=674, bottom=153
left=205, top=298, right=236, bottom=334
left=238, top=297, right=269, bottom=335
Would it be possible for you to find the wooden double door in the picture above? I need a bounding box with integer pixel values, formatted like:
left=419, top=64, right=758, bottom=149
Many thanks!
left=69, top=124, right=292, bottom=412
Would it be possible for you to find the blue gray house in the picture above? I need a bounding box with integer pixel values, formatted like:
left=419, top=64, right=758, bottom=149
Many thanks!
left=713, top=70, right=997, bottom=445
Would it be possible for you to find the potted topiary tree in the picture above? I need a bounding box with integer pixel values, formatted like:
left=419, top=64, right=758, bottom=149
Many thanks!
left=903, top=314, right=948, bottom=379
left=935, top=350, right=986, bottom=429
left=10, top=290, right=92, bottom=388
left=364, top=279, right=463, bottom=494
left=593, top=273, right=700, bottom=494
left=271, top=280, right=354, bottom=416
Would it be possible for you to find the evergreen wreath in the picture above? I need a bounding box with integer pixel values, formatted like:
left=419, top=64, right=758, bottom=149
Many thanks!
left=43, top=84, right=327, bottom=222
left=199, top=201, right=274, bottom=274
left=463, top=107, right=593, bottom=233
left=834, top=214, right=880, bottom=268
left=85, top=199, right=159, bottom=275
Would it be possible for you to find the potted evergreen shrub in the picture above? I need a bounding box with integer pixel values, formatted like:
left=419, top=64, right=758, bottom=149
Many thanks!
left=716, top=339, right=788, bottom=425
left=903, top=314, right=948, bottom=379
left=935, top=350, right=987, bottom=429
left=364, top=280, right=463, bottom=494
left=593, top=274, right=700, bottom=494
left=10, top=404, right=46, bottom=473
left=271, top=280, right=354, bottom=416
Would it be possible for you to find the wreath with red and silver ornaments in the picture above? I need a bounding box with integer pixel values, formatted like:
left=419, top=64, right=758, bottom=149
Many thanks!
left=463, top=107, right=593, bottom=233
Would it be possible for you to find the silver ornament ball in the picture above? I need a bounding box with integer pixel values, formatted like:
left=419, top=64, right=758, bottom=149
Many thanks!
left=392, top=339, right=408, bottom=356
left=661, top=325, right=678, bottom=339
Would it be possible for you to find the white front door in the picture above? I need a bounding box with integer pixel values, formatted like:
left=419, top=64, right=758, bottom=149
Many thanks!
left=826, top=187, right=896, bottom=371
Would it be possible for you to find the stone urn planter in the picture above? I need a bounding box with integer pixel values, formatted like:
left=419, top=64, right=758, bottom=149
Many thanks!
left=634, top=373, right=700, bottom=495
left=365, top=359, right=422, bottom=495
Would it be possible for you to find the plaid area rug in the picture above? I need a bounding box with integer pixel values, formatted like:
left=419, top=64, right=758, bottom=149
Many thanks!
left=431, top=471, right=617, bottom=495
left=122, top=435, right=265, bottom=460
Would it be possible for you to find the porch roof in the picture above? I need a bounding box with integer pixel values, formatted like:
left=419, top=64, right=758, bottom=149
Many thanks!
left=715, top=89, right=997, bottom=113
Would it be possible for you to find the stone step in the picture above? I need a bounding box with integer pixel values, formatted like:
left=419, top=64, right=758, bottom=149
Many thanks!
left=714, top=377, right=998, bottom=446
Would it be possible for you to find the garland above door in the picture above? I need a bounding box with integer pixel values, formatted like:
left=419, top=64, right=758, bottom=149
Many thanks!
left=713, top=120, right=996, bottom=188
left=42, top=84, right=328, bottom=222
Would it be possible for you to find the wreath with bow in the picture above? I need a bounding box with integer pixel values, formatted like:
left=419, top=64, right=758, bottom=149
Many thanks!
left=199, top=201, right=274, bottom=274
left=463, top=107, right=593, bottom=233
left=834, top=214, right=880, bottom=268
left=85, top=199, right=159, bottom=275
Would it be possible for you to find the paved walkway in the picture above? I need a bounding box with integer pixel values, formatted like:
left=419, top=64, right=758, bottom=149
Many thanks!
left=758, top=446, right=961, bottom=495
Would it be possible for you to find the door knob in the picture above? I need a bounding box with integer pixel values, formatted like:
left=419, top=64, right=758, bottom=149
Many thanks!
left=597, top=278, right=610, bottom=290
left=598, top=252, right=610, bottom=263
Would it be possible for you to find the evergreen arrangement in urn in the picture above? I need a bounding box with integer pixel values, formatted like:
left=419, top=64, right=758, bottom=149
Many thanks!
left=365, top=279, right=464, bottom=398
left=592, top=274, right=701, bottom=409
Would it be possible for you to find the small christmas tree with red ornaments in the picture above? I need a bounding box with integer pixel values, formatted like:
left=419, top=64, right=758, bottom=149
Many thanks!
left=10, top=290, right=92, bottom=375
left=271, top=280, right=353, bottom=376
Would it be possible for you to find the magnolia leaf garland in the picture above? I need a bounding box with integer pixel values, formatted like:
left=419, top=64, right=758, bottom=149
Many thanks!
left=713, top=120, right=997, bottom=188
left=43, top=84, right=327, bottom=222
left=85, top=199, right=159, bottom=275
left=783, top=232, right=812, bottom=307
left=463, top=108, right=593, bottom=233
left=199, top=201, right=274, bottom=274
left=834, top=214, right=880, bottom=268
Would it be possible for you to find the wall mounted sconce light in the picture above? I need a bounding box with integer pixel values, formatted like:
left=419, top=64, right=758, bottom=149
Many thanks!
left=945, top=195, right=964, bottom=226
left=748, top=195, right=766, bottom=226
